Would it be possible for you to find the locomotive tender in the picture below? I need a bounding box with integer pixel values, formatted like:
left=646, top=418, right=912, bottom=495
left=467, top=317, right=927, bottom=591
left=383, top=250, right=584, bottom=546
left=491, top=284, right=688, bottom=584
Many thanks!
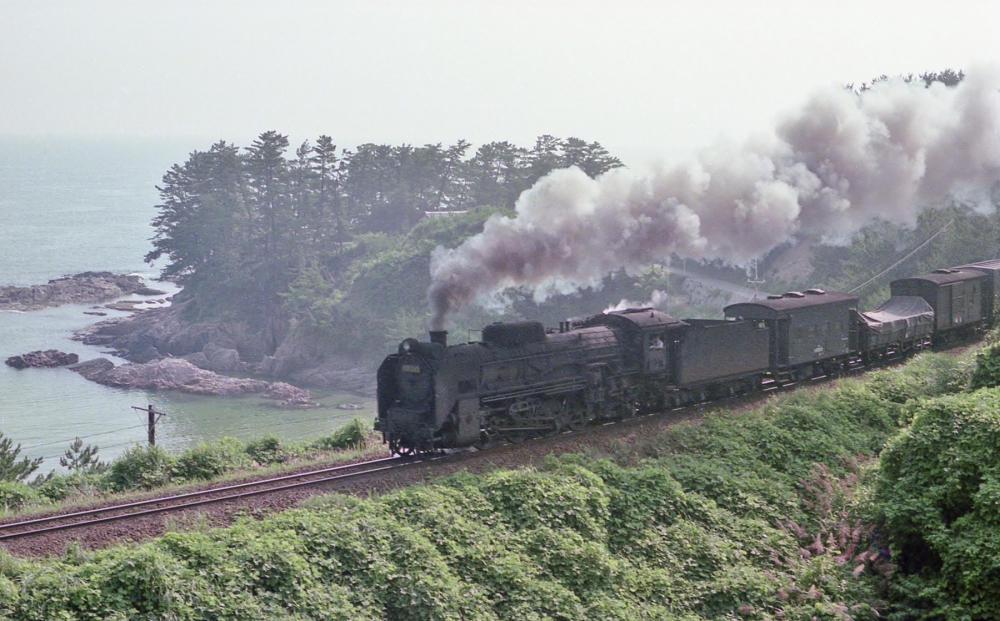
left=377, top=260, right=1000, bottom=454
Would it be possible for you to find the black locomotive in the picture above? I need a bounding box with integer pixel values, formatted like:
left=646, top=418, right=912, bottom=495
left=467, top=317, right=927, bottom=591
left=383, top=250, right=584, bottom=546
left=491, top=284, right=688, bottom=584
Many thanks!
left=377, top=259, right=1000, bottom=454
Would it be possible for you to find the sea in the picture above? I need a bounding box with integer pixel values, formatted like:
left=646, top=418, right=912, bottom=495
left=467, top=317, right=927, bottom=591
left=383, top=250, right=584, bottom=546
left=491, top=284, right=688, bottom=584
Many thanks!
left=0, top=136, right=376, bottom=473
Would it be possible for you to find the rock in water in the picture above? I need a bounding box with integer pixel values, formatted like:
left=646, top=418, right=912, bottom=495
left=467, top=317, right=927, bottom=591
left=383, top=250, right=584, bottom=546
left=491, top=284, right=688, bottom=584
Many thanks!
left=264, top=382, right=316, bottom=407
left=0, top=272, right=146, bottom=311
left=5, top=350, right=80, bottom=369
left=67, top=358, right=116, bottom=380
left=70, top=357, right=318, bottom=407
left=136, top=287, right=168, bottom=296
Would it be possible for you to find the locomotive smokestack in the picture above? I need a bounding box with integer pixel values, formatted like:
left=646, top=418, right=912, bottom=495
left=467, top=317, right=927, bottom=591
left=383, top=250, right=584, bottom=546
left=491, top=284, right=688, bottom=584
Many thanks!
left=429, top=330, right=448, bottom=346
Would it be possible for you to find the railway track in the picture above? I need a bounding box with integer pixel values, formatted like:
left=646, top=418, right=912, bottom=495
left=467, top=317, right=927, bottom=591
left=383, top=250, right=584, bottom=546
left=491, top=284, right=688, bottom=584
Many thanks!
left=0, top=455, right=427, bottom=544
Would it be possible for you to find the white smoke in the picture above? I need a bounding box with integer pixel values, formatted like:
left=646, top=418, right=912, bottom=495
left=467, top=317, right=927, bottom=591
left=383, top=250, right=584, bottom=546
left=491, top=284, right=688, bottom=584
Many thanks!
left=603, top=289, right=670, bottom=314
left=429, top=67, right=1000, bottom=330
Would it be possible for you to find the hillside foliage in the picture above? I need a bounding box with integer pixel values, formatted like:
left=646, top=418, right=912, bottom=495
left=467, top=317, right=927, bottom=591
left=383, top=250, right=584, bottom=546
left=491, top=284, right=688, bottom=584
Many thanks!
left=782, top=199, right=1000, bottom=310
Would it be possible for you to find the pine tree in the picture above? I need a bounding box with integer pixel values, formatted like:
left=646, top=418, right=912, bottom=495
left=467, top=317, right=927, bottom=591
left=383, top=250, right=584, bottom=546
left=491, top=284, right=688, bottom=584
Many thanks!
left=0, top=432, right=42, bottom=483
left=60, top=437, right=107, bottom=474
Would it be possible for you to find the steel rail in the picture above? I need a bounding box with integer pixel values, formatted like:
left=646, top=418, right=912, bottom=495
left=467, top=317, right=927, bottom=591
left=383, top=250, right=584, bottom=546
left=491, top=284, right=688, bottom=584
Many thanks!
left=0, top=456, right=418, bottom=541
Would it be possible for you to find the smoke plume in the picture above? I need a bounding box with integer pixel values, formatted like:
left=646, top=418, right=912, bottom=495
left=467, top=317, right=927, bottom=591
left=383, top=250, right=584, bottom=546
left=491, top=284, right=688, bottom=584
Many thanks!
left=604, top=290, right=670, bottom=314
left=429, top=67, right=1000, bottom=330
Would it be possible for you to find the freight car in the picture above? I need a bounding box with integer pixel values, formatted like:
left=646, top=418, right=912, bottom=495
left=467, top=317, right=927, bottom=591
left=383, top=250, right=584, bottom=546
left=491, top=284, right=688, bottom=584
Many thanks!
left=724, top=290, right=859, bottom=384
left=377, top=259, right=999, bottom=454
left=890, top=268, right=988, bottom=342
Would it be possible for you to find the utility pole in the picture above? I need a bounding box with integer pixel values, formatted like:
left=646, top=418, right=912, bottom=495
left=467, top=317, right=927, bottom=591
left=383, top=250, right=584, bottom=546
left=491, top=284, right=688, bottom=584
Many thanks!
left=747, top=258, right=765, bottom=301
left=132, top=404, right=165, bottom=446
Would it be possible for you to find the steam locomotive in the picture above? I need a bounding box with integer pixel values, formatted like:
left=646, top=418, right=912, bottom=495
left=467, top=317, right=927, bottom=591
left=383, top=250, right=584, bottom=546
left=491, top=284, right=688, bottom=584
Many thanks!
left=376, top=259, right=1000, bottom=455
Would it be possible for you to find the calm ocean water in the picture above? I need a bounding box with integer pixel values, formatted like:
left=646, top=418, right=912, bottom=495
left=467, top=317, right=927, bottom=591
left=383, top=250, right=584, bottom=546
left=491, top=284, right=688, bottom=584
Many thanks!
left=0, top=137, right=375, bottom=472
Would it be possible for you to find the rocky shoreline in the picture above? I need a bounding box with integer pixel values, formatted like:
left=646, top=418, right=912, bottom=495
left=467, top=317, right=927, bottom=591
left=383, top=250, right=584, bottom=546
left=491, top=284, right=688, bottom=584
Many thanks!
left=6, top=350, right=316, bottom=407
left=3, top=272, right=376, bottom=399
left=0, top=272, right=155, bottom=312
left=74, top=295, right=378, bottom=396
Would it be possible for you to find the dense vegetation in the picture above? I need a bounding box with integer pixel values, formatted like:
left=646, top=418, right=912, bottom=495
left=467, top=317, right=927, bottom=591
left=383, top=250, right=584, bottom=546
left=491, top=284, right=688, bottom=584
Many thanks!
left=145, top=136, right=1000, bottom=367
left=4, top=344, right=1000, bottom=618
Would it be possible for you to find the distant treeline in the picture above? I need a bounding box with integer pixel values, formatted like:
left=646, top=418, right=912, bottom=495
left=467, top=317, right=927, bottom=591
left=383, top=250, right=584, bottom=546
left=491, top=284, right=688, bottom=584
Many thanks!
left=145, top=133, right=622, bottom=323
left=846, top=68, right=964, bottom=93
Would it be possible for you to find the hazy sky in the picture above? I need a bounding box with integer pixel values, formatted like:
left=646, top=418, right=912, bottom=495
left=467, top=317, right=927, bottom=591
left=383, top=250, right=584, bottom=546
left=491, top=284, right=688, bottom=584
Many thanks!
left=2, top=0, right=998, bottom=167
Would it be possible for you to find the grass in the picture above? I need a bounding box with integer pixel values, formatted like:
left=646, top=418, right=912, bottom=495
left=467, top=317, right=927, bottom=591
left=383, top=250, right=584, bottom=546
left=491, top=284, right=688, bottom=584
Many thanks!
left=0, top=424, right=387, bottom=521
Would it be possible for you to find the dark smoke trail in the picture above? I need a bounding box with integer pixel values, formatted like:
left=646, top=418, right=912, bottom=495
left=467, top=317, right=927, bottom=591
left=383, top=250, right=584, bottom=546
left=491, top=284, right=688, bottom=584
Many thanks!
left=429, top=67, right=1000, bottom=330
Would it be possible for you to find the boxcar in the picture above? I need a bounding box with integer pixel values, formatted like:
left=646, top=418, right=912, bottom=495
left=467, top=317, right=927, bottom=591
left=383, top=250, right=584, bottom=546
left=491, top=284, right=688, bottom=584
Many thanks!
left=890, top=268, right=988, bottom=337
left=724, top=290, right=858, bottom=381
left=957, top=259, right=1000, bottom=324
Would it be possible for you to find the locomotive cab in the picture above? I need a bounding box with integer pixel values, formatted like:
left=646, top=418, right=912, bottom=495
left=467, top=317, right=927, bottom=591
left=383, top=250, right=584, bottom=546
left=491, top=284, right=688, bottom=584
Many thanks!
left=585, top=308, right=685, bottom=379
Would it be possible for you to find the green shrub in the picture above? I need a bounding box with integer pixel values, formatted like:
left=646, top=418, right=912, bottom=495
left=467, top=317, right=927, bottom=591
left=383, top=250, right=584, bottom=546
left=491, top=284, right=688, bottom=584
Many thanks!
left=245, top=434, right=287, bottom=465
left=660, top=452, right=803, bottom=524
left=225, top=523, right=313, bottom=604
left=0, top=480, right=37, bottom=512
left=173, top=437, right=250, bottom=481
left=94, top=546, right=194, bottom=617
left=0, top=432, right=43, bottom=483
left=0, top=575, right=17, bottom=620
left=104, top=444, right=175, bottom=492
left=517, top=526, right=618, bottom=598
left=481, top=465, right=609, bottom=539
left=10, top=563, right=109, bottom=620
left=970, top=340, right=1000, bottom=390
left=34, top=473, right=72, bottom=502
left=314, top=418, right=369, bottom=451
left=877, top=388, right=1000, bottom=618
left=867, top=352, right=970, bottom=406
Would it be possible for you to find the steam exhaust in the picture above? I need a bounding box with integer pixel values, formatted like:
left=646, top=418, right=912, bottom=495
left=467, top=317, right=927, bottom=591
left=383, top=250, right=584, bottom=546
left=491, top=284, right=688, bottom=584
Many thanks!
left=428, top=67, right=1000, bottom=330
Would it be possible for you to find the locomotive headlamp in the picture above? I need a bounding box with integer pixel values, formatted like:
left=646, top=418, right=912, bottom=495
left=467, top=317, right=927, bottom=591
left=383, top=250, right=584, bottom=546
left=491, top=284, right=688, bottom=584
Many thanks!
left=402, top=341, right=412, bottom=352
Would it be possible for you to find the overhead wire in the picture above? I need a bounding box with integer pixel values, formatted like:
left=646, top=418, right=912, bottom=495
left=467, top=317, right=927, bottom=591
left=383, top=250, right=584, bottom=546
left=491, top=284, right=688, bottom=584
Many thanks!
left=840, top=236, right=923, bottom=292
left=21, top=425, right=148, bottom=451
left=849, top=219, right=955, bottom=294
left=836, top=217, right=957, bottom=293
left=39, top=440, right=146, bottom=462
left=24, top=405, right=372, bottom=463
